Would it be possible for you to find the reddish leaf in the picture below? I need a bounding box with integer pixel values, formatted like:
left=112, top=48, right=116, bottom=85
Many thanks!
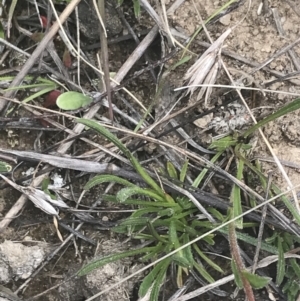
left=40, top=90, right=61, bottom=127
left=43, top=90, right=61, bottom=108
left=63, top=49, right=72, bottom=68
left=40, top=16, right=48, bottom=28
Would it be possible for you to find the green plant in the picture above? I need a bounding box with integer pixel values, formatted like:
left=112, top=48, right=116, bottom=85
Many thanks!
left=0, top=161, right=12, bottom=172
left=56, top=91, right=92, bottom=110
left=76, top=119, right=225, bottom=299
left=209, top=97, right=300, bottom=225
left=208, top=97, right=300, bottom=300
left=266, top=232, right=300, bottom=301
left=0, top=76, right=57, bottom=104
left=76, top=97, right=300, bottom=300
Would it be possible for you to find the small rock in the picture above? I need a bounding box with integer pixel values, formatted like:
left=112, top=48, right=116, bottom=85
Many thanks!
left=102, top=216, right=109, bottom=222
left=193, top=113, right=213, bottom=129
left=219, top=14, right=231, bottom=26
left=0, top=240, right=48, bottom=283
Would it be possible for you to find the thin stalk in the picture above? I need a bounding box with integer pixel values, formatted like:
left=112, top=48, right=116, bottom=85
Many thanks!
left=252, top=172, right=273, bottom=273
left=98, top=0, right=113, bottom=121
left=228, top=217, right=255, bottom=301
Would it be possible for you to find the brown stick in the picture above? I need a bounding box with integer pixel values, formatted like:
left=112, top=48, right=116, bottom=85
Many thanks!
left=98, top=0, right=113, bottom=121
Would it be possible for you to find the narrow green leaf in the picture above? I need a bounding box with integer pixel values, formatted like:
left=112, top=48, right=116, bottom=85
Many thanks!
left=172, top=254, right=191, bottom=269
left=169, top=221, right=180, bottom=250
left=168, top=222, right=193, bottom=269
left=22, top=86, right=56, bottom=103
left=77, top=119, right=164, bottom=196
left=193, top=243, right=224, bottom=273
left=57, top=91, right=92, bottom=110
left=228, top=229, right=278, bottom=254
left=140, top=243, right=165, bottom=262
left=147, top=221, right=167, bottom=243
left=78, top=246, right=155, bottom=276
left=282, top=279, right=290, bottom=292
left=117, top=187, right=166, bottom=203
left=202, top=234, right=215, bottom=245
left=169, top=56, right=192, bottom=71
left=177, top=197, right=192, bottom=209
left=283, top=232, right=293, bottom=247
left=182, top=234, right=194, bottom=269
left=181, top=224, right=199, bottom=238
left=77, top=118, right=126, bottom=155
left=290, top=258, right=300, bottom=278
left=132, top=0, right=140, bottom=17
left=179, top=160, right=189, bottom=182
left=207, top=207, right=226, bottom=222
left=158, top=208, right=174, bottom=216
left=3, top=83, right=55, bottom=92
left=139, top=260, right=167, bottom=297
left=112, top=225, right=131, bottom=234
left=164, top=193, right=176, bottom=204
left=102, top=194, right=179, bottom=207
left=243, top=98, right=300, bottom=138
left=276, top=237, right=285, bottom=286
left=192, top=151, right=223, bottom=188
left=193, top=261, right=215, bottom=283
left=37, top=77, right=57, bottom=84
left=209, top=136, right=237, bottom=151
left=84, top=175, right=135, bottom=190
left=230, top=158, right=244, bottom=229
left=242, top=271, right=271, bottom=289
left=283, top=280, right=299, bottom=301
left=167, top=161, right=178, bottom=179
left=118, top=216, right=150, bottom=227
left=191, top=220, right=217, bottom=229
left=231, top=260, right=243, bottom=289
left=0, top=22, right=4, bottom=39
left=0, top=75, right=31, bottom=83
left=41, top=178, right=56, bottom=200
left=150, top=258, right=170, bottom=301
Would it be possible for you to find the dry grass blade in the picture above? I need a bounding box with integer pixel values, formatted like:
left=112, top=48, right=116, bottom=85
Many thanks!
left=195, top=40, right=300, bottom=86
left=0, top=174, right=69, bottom=216
left=7, top=0, right=18, bottom=38
left=0, top=148, right=125, bottom=174
left=202, top=59, right=220, bottom=107
left=184, top=29, right=231, bottom=105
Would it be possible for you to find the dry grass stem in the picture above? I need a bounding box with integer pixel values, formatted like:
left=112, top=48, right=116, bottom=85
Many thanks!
left=184, top=29, right=231, bottom=105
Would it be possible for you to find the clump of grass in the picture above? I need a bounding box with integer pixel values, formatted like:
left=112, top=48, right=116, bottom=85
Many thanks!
left=76, top=119, right=225, bottom=300
left=76, top=97, right=300, bottom=300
